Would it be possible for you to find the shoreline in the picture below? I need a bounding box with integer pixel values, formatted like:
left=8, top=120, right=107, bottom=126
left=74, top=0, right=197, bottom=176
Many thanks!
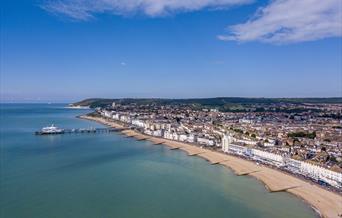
left=79, top=114, right=342, bottom=218
left=65, top=106, right=90, bottom=109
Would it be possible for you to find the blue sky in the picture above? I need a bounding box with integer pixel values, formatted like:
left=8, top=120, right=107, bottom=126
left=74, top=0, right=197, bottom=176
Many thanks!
left=1, top=0, right=341, bottom=102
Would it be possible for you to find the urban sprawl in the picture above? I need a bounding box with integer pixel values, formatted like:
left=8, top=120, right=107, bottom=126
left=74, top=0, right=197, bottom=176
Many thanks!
left=92, top=101, right=342, bottom=191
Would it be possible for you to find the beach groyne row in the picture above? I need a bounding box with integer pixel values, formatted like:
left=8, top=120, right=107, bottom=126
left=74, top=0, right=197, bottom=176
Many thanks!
left=79, top=115, right=342, bottom=218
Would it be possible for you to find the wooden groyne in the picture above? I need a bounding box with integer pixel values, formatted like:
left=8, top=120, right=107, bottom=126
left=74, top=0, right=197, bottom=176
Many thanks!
left=270, top=185, right=301, bottom=193
left=237, top=170, right=261, bottom=176
left=153, top=142, right=165, bottom=145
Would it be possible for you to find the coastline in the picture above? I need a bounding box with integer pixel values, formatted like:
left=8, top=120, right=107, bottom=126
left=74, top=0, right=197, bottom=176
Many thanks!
left=79, top=114, right=342, bottom=218
left=65, top=106, right=90, bottom=109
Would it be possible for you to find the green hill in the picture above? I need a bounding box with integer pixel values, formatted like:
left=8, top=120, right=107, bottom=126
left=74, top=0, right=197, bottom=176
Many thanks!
left=71, top=97, right=342, bottom=109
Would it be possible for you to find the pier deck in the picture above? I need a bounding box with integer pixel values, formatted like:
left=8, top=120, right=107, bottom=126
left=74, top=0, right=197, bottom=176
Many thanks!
left=35, top=127, right=125, bottom=135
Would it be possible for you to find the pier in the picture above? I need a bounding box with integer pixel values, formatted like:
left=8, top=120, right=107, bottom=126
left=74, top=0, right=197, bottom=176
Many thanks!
left=35, top=127, right=126, bottom=135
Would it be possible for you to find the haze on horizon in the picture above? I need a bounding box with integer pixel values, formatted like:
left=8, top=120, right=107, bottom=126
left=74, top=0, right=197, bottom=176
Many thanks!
left=1, top=0, right=341, bottom=103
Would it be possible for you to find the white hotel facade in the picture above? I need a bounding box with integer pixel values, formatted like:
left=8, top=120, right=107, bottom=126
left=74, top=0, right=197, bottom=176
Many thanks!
left=222, top=134, right=342, bottom=189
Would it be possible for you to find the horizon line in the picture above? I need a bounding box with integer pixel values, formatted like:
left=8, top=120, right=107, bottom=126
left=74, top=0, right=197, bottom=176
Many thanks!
left=1, top=96, right=342, bottom=104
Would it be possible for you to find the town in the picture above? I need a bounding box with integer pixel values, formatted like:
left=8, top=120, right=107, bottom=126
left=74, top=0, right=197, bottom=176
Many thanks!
left=83, top=99, right=342, bottom=191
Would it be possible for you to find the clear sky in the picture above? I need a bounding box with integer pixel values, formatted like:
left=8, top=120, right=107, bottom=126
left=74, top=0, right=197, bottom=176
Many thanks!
left=1, top=0, right=341, bottom=102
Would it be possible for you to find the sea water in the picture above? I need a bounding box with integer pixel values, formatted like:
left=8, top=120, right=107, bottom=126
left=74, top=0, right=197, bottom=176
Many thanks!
left=0, top=104, right=318, bottom=218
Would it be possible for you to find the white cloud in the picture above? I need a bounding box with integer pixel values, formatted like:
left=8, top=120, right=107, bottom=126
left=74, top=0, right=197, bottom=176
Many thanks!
left=120, top=62, right=126, bottom=66
left=42, top=0, right=342, bottom=44
left=42, top=0, right=252, bottom=20
left=218, top=0, right=342, bottom=43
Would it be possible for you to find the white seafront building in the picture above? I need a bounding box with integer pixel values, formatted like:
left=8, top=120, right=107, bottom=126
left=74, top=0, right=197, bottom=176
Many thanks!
left=251, top=149, right=284, bottom=167
left=132, top=119, right=145, bottom=128
left=222, top=134, right=342, bottom=189
left=299, top=162, right=342, bottom=187
left=222, top=134, right=234, bottom=153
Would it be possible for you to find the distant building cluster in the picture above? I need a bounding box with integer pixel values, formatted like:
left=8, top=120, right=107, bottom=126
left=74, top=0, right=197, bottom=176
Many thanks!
left=97, top=101, right=342, bottom=190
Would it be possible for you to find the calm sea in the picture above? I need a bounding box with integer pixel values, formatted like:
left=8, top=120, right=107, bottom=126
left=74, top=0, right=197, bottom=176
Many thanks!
left=0, top=104, right=317, bottom=218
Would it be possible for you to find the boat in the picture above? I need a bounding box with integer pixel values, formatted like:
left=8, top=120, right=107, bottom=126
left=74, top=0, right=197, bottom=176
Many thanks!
left=35, top=124, right=64, bottom=135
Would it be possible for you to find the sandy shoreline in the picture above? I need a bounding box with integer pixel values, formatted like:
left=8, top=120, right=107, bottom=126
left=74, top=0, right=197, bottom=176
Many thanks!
left=79, top=115, right=342, bottom=218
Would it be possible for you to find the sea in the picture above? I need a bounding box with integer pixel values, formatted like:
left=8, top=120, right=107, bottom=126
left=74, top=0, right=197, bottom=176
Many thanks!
left=0, top=104, right=318, bottom=218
